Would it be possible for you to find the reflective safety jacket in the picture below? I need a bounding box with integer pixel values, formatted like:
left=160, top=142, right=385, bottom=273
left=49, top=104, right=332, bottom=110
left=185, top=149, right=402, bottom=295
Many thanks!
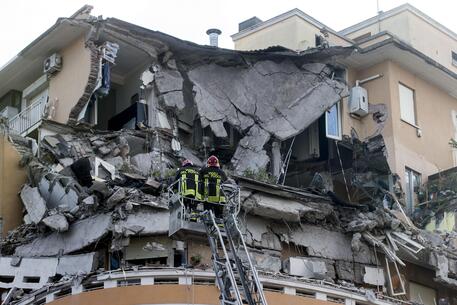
left=199, top=166, right=228, bottom=203
left=175, top=165, right=200, bottom=199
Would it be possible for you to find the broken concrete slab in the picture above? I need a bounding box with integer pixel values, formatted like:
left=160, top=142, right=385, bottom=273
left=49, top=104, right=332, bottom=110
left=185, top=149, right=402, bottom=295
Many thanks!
left=272, top=224, right=375, bottom=264
left=232, top=125, right=270, bottom=174
left=117, top=209, right=169, bottom=235
left=38, top=173, right=84, bottom=211
left=237, top=247, right=281, bottom=273
left=56, top=252, right=98, bottom=275
left=242, top=191, right=333, bottom=222
left=283, top=257, right=328, bottom=279
left=363, top=266, right=385, bottom=286
left=42, top=214, right=69, bottom=232
left=0, top=253, right=98, bottom=290
left=20, top=185, right=47, bottom=224
left=0, top=256, right=58, bottom=289
left=244, top=215, right=282, bottom=251
left=15, top=213, right=112, bottom=257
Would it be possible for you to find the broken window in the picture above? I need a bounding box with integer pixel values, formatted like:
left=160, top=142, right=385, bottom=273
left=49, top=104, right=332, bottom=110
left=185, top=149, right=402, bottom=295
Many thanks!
left=409, top=282, right=436, bottom=305
left=325, top=102, right=342, bottom=140
left=405, top=167, right=421, bottom=214
left=399, top=83, right=416, bottom=126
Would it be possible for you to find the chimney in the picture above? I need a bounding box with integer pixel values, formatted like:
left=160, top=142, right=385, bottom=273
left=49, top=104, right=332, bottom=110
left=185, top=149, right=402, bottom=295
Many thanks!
left=206, top=28, right=222, bottom=47
left=238, top=17, right=262, bottom=32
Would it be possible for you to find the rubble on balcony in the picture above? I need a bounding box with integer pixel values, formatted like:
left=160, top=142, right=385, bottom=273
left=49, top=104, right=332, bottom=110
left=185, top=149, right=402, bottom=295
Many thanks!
left=1, top=120, right=456, bottom=305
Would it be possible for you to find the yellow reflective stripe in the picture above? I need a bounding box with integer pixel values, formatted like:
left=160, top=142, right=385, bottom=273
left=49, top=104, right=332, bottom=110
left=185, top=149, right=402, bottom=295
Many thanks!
left=180, top=172, right=198, bottom=197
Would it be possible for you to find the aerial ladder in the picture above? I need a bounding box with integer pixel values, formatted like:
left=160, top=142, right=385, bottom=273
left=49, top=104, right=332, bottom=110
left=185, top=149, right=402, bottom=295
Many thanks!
left=168, top=180, right=268, bottom=305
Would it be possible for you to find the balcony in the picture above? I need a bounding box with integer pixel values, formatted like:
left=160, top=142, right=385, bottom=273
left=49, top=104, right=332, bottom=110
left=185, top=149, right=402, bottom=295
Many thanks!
left=8, top=93, right=47, bottom=136
left=12, top=267, right=406, bottom=305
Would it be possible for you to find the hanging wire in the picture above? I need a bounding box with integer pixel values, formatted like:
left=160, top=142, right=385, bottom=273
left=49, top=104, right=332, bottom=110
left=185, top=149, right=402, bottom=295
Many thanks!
left=279, top=136, right=296, bottom=185
left=335, top=140, right=352, bottom=203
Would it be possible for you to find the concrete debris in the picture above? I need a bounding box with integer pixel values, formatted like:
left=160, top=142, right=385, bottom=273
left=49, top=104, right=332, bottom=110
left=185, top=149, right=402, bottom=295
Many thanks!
left=42, top=214, right=69, bottom=232
left=15, top=213, right=111, bottom=257
left=56, top=252, right=98, bottom=275
left=20, top=185, right=47, bottom=224
left=185, top=61, right=346, bottom=173
left=363, top=266, right=385, bottom=286
left=117, top=209, right=169, bottom=235
left=283, top=257, right=327, bottom=279
left=0, top=253, right=97, bottom=289
left=237, top=247, right=282, bottom=273
left=242, top=191, right=333, bottom=222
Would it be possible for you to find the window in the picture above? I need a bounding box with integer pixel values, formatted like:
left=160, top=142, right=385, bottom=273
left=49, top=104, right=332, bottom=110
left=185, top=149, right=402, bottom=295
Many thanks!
left=405, top=167, right=421, bottom=214
left=399, top=83, right=416, bottom=125
left=325, top=102, right=342, bottom=140
left=409, top=282, right=436, bottom=305
left=452, top=51, right=457, bottom=66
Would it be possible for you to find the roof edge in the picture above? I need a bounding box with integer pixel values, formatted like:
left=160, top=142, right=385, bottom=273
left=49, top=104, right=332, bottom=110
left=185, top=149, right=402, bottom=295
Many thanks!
left=231, top=8, right=352, bottom=44
left=339, top=3, right=457, bottom=42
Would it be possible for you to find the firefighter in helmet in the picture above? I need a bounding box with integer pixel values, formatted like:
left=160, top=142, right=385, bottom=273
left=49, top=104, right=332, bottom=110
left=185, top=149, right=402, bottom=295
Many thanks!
left=174, top=159, right=200, bottom=211
left=200, top=155, right=227, bottom=217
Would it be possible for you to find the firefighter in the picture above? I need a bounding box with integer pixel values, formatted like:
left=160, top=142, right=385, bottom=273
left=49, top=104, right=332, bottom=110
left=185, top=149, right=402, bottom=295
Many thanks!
left=174, top=159, right=200, bottom=214
left=200, top=155, right=227, bottom=218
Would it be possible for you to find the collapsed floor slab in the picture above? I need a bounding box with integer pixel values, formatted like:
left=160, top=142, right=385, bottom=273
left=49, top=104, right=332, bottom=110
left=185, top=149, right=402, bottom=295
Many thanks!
left=15, top=213, right=111, bottom=257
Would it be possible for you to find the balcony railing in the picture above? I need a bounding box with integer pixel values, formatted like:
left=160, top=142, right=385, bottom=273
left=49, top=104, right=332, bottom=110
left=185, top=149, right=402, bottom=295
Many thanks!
left=9, top=94, right=47, bottom=136
left=12, top=267, right=408, bottom=305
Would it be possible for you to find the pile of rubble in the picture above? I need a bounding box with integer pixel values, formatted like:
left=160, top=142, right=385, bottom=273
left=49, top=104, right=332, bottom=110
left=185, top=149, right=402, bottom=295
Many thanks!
left=2, top=123, right=457, bottom=302
left=1, top=122, right=179, bottom=265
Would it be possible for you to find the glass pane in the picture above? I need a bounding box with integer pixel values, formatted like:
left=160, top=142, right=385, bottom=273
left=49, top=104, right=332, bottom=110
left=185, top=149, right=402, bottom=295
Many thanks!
left=326, top=103, right=340, bottom=139
left=399, top=84, right=416, bottom=125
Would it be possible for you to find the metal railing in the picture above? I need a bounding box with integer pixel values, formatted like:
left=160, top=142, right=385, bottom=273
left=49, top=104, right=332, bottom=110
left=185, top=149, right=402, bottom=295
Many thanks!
left=8, top=95, right=47, bottom=136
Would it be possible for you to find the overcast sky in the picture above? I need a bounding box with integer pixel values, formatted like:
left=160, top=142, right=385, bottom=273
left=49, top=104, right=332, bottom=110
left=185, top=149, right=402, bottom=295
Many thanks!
left=1, top=0, right=456, bottom=66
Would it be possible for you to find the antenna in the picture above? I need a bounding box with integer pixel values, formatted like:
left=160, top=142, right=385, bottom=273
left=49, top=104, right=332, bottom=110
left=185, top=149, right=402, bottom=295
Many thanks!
left=377, top=0, right=381, bottom=33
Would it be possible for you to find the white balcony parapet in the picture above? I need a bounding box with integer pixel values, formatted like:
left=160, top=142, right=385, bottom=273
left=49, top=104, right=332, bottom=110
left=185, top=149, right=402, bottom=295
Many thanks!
left=8, top=93, right=47, bottom=136
left=13, top=268, right=410, bottom=305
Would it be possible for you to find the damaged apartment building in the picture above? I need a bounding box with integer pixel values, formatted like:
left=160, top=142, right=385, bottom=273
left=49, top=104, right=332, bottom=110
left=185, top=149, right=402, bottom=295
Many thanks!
left=1, top=3, right=457, bottom=305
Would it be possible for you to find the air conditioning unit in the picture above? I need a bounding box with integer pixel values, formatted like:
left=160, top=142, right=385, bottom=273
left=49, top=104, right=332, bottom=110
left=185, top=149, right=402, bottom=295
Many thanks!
left=43, top=53, right=62, bottom=74
left=349, top=85, right=368, bottom=117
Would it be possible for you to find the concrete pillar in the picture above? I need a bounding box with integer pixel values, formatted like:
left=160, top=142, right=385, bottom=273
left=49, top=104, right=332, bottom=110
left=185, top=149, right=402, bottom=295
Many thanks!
left=141, top=277, right=155, bottom=285
left=345, top=298, right=356, bottom=305
left=283, top=286, right=296, bottom=295
left=271, top=139, right=282, bottom=178
left=71, top=285, right=83, bottom=295
left=104, top=280, right=117, bottom=288
left=45, top=293, right=55, bottom=303
left=315, top=292, right=327, bottom=301
left=179, top=276, right=192, bottom=285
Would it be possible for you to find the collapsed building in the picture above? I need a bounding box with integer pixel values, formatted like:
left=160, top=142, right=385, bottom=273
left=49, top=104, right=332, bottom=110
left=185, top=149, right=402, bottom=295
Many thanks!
left=1, top=5, right=457, bottom=305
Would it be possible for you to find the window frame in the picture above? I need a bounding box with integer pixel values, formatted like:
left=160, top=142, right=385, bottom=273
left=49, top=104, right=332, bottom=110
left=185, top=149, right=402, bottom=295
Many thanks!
left=398, top=82, right=417, bottom=126
left=325, top=101, right=342, bottom=140
left=452, top=51, right=457, bottom=67
left=405, top=167, right=421, bottom=214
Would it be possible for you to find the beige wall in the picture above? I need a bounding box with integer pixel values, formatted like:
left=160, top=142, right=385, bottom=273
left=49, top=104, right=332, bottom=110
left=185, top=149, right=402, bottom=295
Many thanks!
left=345, top=10, right=457, bottom=73
left=234, top=15, right=350, bottom=51
left=49, top=284, right=338, bottom=305
left=345, top=60, right=457, bottom=187
left=387, top=61, right=456, bottom=181
left=0, top=134, right=27, bottom=238
left=48, top=36, right=92, bottom=124
left=345, top=11, right=411, bottom=44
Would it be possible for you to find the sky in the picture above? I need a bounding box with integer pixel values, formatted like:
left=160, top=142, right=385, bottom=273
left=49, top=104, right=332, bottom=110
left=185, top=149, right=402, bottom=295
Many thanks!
left=0, top=0, right=456, bottom=66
